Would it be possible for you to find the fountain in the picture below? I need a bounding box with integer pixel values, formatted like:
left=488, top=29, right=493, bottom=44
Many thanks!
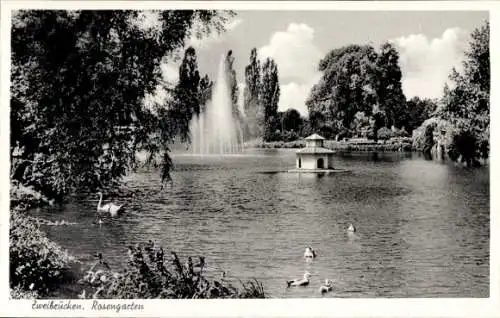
left=189, top=56, right=244, bottom=155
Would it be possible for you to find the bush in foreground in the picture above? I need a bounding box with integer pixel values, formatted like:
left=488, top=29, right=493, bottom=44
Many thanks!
left=10, top=209, right=74, bottom=297
left=78, top=242, right=266, bottom=299
left=10, top=286, right=39, bottom=299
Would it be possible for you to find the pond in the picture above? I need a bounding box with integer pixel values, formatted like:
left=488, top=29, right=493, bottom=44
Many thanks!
left=31, top=149, right=490, bottom=298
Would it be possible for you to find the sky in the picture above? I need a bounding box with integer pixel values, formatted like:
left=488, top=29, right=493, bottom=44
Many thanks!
left=159, top=10, right=488, bottom=117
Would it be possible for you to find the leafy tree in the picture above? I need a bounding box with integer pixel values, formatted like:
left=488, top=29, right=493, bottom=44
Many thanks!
left=281, top=108, right=302, bottom=132
left=171, top=46, right=201, bottom=138
left=300, top=120, right=314, bottom=137
left=198, top=74, right=213, bottom=114
left=369, top=105, right=387, bottom=142
left=260, top=57, right=280, bottom=141
left=435, top=21, right=489, bottom=165
left=306, top=45, right=379, bottom=130
left=262, top=115, right=279, bottom=142
left=306, top=43, right=408, bottom=137
left=10, top=10, right=232, bottom=201
left=225, top=50, right=240, bottom=120
left=375, top=42, right=407, bottom=128
left=404, top=96, right=438, bottom=133
left=308, top=110, right=326, bottom=133
left=352, top=111, right=371, bottom=138
left=243, top=48, right=262, bottom=138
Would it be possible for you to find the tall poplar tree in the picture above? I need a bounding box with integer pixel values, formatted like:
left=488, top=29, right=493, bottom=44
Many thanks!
left=225, top=50, right=240, bottom=120
left=172, top=46, right=200, bottom=138
left=243, top=48, right=262, bottom=138
left=260, top=57, right=280, bottom=141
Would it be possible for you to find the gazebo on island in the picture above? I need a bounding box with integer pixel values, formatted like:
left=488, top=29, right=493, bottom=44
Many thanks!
left=288, top=133, right=348, bottom=174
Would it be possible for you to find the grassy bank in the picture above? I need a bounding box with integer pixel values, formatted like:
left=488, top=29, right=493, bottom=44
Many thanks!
left=246, top=137, right=414, bottom=152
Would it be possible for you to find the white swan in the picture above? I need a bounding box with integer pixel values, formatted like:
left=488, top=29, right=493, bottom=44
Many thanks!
left=97, top=192, right=124, bottom=217
left=287, top=271, right=311, bottom=287
left=348, top=223, right=356, bottom=233
left=319, top=279, right=333, bottom=294
left=304, top=246, right=317, bottom=259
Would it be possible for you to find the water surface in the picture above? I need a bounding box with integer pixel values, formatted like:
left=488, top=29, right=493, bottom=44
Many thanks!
left=32, top=149, right=490, bottom=298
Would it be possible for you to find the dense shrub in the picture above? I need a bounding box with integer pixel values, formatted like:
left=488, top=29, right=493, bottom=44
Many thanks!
left=412, top=118, right=437, bottom=151
left=336, top=129, right=352, bottom=141
left=392, top=127, right=409, bottom=137
left=10, top=209, right=74, bottom=297
left=10, top=179, right=53, bottom=211
left=78, top=242, right=265, bottom=299
left=281, top=130, right=300, bottom=142
left=10, top=286, right=39, bottom=299
left=299, top=122, right=313, bottom=138
left=377, top=127, right=394, bottom=140
left=263, top=130, right=300, bottom=143
left=445, top=129, right=481, bottom=166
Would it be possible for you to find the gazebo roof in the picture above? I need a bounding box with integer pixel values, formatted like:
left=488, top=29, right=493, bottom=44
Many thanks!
left=297, top=147, right=335, bottom=154
left=305, top=133, right=325, bottom=140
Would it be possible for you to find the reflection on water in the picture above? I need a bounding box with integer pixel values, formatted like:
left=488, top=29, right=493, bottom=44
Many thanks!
left=31, top=150, right=489, bottom=298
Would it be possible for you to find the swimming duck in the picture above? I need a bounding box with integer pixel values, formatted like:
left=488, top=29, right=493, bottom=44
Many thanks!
left=319, top=279, right=333, bottom=294
left=89, top=270, right=103, bottom=285
left=304, top=246, right=317, bottom=259
left=348, top=223, right=356, bottom=233
left=78, top=290, right=86, bottom=299
left=286, top=271, right=311, bottom=287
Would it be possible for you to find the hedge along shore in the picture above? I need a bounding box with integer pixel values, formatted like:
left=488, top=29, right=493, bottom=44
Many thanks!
left=246, top=137, right=414, bottom=152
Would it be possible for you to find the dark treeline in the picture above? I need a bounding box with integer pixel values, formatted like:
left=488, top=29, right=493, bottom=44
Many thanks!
left=239, top=42, right=437, bottom=143
left=161, top=20, right=489, bottom=164
left=305, top=42, right=429, bottom=141
left=236, top=42, right=438, bottom=144
left=258, top=21, right=489, bottom=166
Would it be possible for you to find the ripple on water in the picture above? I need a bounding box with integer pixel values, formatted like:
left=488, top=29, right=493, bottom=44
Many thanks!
left=30, top=150, right=490, bottom=298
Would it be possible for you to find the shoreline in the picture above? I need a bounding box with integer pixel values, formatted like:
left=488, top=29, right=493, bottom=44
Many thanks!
left=244, top=138, right=414, bottom=152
